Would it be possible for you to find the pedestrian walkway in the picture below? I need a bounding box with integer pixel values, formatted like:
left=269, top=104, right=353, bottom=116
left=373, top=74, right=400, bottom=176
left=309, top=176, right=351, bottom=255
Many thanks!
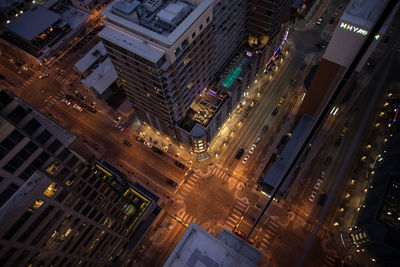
left=211, top=165, right=231, bottom=182
left=15, top=75, right=36, bottom=95
left=224, top=199, right=248, bottom=231
left=177, top=210, right=198, bottom=227
left=45, top=91, right=65, bottom=110
left=257, top=218, right=281, bottom=251
left=174, top=173, right=200, bottom=200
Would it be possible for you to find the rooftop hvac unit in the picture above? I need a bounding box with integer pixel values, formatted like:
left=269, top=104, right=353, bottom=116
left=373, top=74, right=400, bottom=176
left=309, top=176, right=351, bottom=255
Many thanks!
left=144, top=0, right=163, bottom=13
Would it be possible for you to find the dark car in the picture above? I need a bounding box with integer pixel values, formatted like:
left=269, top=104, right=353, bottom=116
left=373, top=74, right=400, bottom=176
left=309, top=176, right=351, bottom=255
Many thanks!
left=152, top=146, right=163, bottom=154
left=175, top=161, right=185, bottom=169
left=135, top=136, right=144, bottom=143
left=166, top=179, right=178, bottom=188
left=318, top=194, right=328, bottom=206
left=300, top=62, right=307, bottom=71
left=316, top=41, right=327, bottom=48
left=272, top=107, right=279, bottom=116
left=235, top=148, right=245, bottom=160
left=329, top=17, right=335, bottom=24
left=122, top=139, right=132, bottom=147
left=262, top=125, right=269, bottom=133
left=334, top=137, right=342, bottom=148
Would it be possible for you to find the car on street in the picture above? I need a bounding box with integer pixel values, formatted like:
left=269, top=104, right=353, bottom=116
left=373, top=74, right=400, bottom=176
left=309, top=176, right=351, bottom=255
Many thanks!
left=73, top=104, right=83, bottom=112
left=314, top=179, right=323, bottom=191
left=316, top=17, right=323, bottom=25
left=320, top=169, right=327, bottom=178
left=242, top=154, right=250, bottom=164
left=39, top=72, right=48, bottom=79
left=235, top=148, right=245, bottom=160
left=335, top=137, right=342, bottom=147
left=316, top=41, right=328, bottom=48
left=262, top=125, right=269, bottom=133
left=135, top=136, right=144, bottom=143
left=61, top=99, right=71, bottom=106
left=309, top=191, right=317, bottom=202
left=272, top=107, right=279, bottom=116
left=255, top=136, right=262, bottom=143
left=122, top=139, right=132, bottom=147
left=115, top=124, right=124, bottom=131
left=175, top=161, right=185, bottom=169
left=278, top=97, right=286, bottom=107
left=152, top=146, right=163, bottom=154
left=329, top=17, right=335, bottom=24
left=340, top=126, right=348, bottom=136
left=166, top=179, right=178, bottom=188
left=319, top=194, right=328, bottom=206
left=249, top=144, right=256, bottom=154
left=300, top=62, right=307, bottom=70
left=144, top=141, right=152, bottom=148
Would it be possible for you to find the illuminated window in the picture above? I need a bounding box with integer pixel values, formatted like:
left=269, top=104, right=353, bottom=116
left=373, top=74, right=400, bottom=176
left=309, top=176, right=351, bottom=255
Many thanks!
left=28, top=199, right=44, bottom=212
left=43, top=182, right=58, bottom=197
left=65, top=175, right=77, bottom=186
left=46, top=161, right=60, bottom=175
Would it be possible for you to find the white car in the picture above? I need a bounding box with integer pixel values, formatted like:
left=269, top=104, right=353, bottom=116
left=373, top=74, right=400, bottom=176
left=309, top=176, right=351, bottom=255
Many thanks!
left=115, top=124, right=124, bottom=131
left=144, top=141, right=152, bottom=148
left=73, top=104, right=83, bottom=112
left=256, top=136, right=262, bottom=143
left=61, top=99, right=71, bottom=106
left=314, top=179, right=323, bottom=191
left=309, top=191, right=317, bottom=202
left=242, top=154, right=250, bottom=164
left=317, top=17, right=323, bottom=25
left=39, top=72, right=48, bottom=79
left=320, top=169, right=327, bottom=178
left=249, top=144, right=256, bottom=154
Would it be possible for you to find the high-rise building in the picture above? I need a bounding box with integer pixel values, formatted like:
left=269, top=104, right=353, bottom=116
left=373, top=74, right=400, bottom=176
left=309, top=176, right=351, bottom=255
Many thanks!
left=296, top=0, right=398, bottom=121
left=247, top=0, right=292, bottom=73
left=99, top=0, right=290, bottom=155
left=0, top=90, right=161, bottom=266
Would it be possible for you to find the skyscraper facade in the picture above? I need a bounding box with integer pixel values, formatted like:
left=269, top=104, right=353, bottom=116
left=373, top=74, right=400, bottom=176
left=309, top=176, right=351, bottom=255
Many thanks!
left=0, top=90, right=160, bottom=266
left=99, top=0, right=291, bottom=153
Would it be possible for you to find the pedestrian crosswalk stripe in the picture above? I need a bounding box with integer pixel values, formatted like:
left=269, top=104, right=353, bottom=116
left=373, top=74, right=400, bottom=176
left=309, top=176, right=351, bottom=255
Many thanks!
left=236, top=201, right=247, bottom=208
left=226, top=217, right=237, bottom=224
left=232, top=208, right=243, bottom=214
left=185, top=183, right=193, bottom=189
left=225, top=221, right=236, bottom=227
left=187, top=180, right=195, bottom=187
left=230, top=213, right=239, bottom=219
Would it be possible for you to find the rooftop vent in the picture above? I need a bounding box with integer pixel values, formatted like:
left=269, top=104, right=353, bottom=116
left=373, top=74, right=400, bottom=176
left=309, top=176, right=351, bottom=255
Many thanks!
left=144, top=0, right=162, bottom=13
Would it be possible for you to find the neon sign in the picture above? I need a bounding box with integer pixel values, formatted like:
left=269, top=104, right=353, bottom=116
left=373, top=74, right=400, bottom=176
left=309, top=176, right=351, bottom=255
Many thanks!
left=339, top=22, right=368, bottom=36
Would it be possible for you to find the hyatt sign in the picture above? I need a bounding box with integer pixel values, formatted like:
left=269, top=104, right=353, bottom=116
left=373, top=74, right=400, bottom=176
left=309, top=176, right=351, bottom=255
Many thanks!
left=339, top=22, right=368, bottom=36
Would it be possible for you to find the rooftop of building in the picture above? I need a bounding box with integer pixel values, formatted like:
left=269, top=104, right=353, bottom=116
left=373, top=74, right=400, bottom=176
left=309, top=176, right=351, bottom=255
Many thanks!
left=99, top=25, right=165, bottom=63
left=163, top=223, right=261, bottom=267
left=74, top=42, right=107, bottom=73
left=341, top=0, right=388, bottom=29
left=0, top=90, right=77, bottom=147
left=262, top=114, right=315, bottom=192
left=81, top=57, right=118, bottom=95
left=6, top=6, right=61, bottom=41
left=101, top=0, right=212, bottom=47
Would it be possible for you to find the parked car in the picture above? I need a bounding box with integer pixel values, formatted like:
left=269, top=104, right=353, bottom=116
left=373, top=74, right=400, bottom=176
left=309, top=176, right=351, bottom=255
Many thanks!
left=152, top=146, right=163, bottom=154
left=166, top=179, right=178, bottom=188
left=242, top=154, right=250, bottom=164
left=318, top=194, right=328, bottom=206
left=255, top=136, right=262, bottom=143
left=235, top=148, right=245, bottom=160
left=278, top=97, right=286, bottom=107
left=317, top=41, right=328, bottom=48
left=73, top=104, right=83, bottom=112
left=309, top=191, right=318, bottom=202
left=262, top=125, right=269, bottom=133
left=61, top=99, right=71, bottom=106
left=135, top=136, right=144, bottom=143
left=249, top=144, right=256, bottom=154
left=316, top=17, right=323, bottom=25
left=122, top=139, right=132, bottom=147
left=272, top=107, right=279, bottom=116
left=314, top=179, right=323, bottom=191
left=144, top=141, right=152, bottom=148
left=175, top=161, right=185, bottom=169
left=115, top=124, right=124, bottom=131
left=39, top=72, right=48, bottom=79
left=320, top=169, right=327, bottom=178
